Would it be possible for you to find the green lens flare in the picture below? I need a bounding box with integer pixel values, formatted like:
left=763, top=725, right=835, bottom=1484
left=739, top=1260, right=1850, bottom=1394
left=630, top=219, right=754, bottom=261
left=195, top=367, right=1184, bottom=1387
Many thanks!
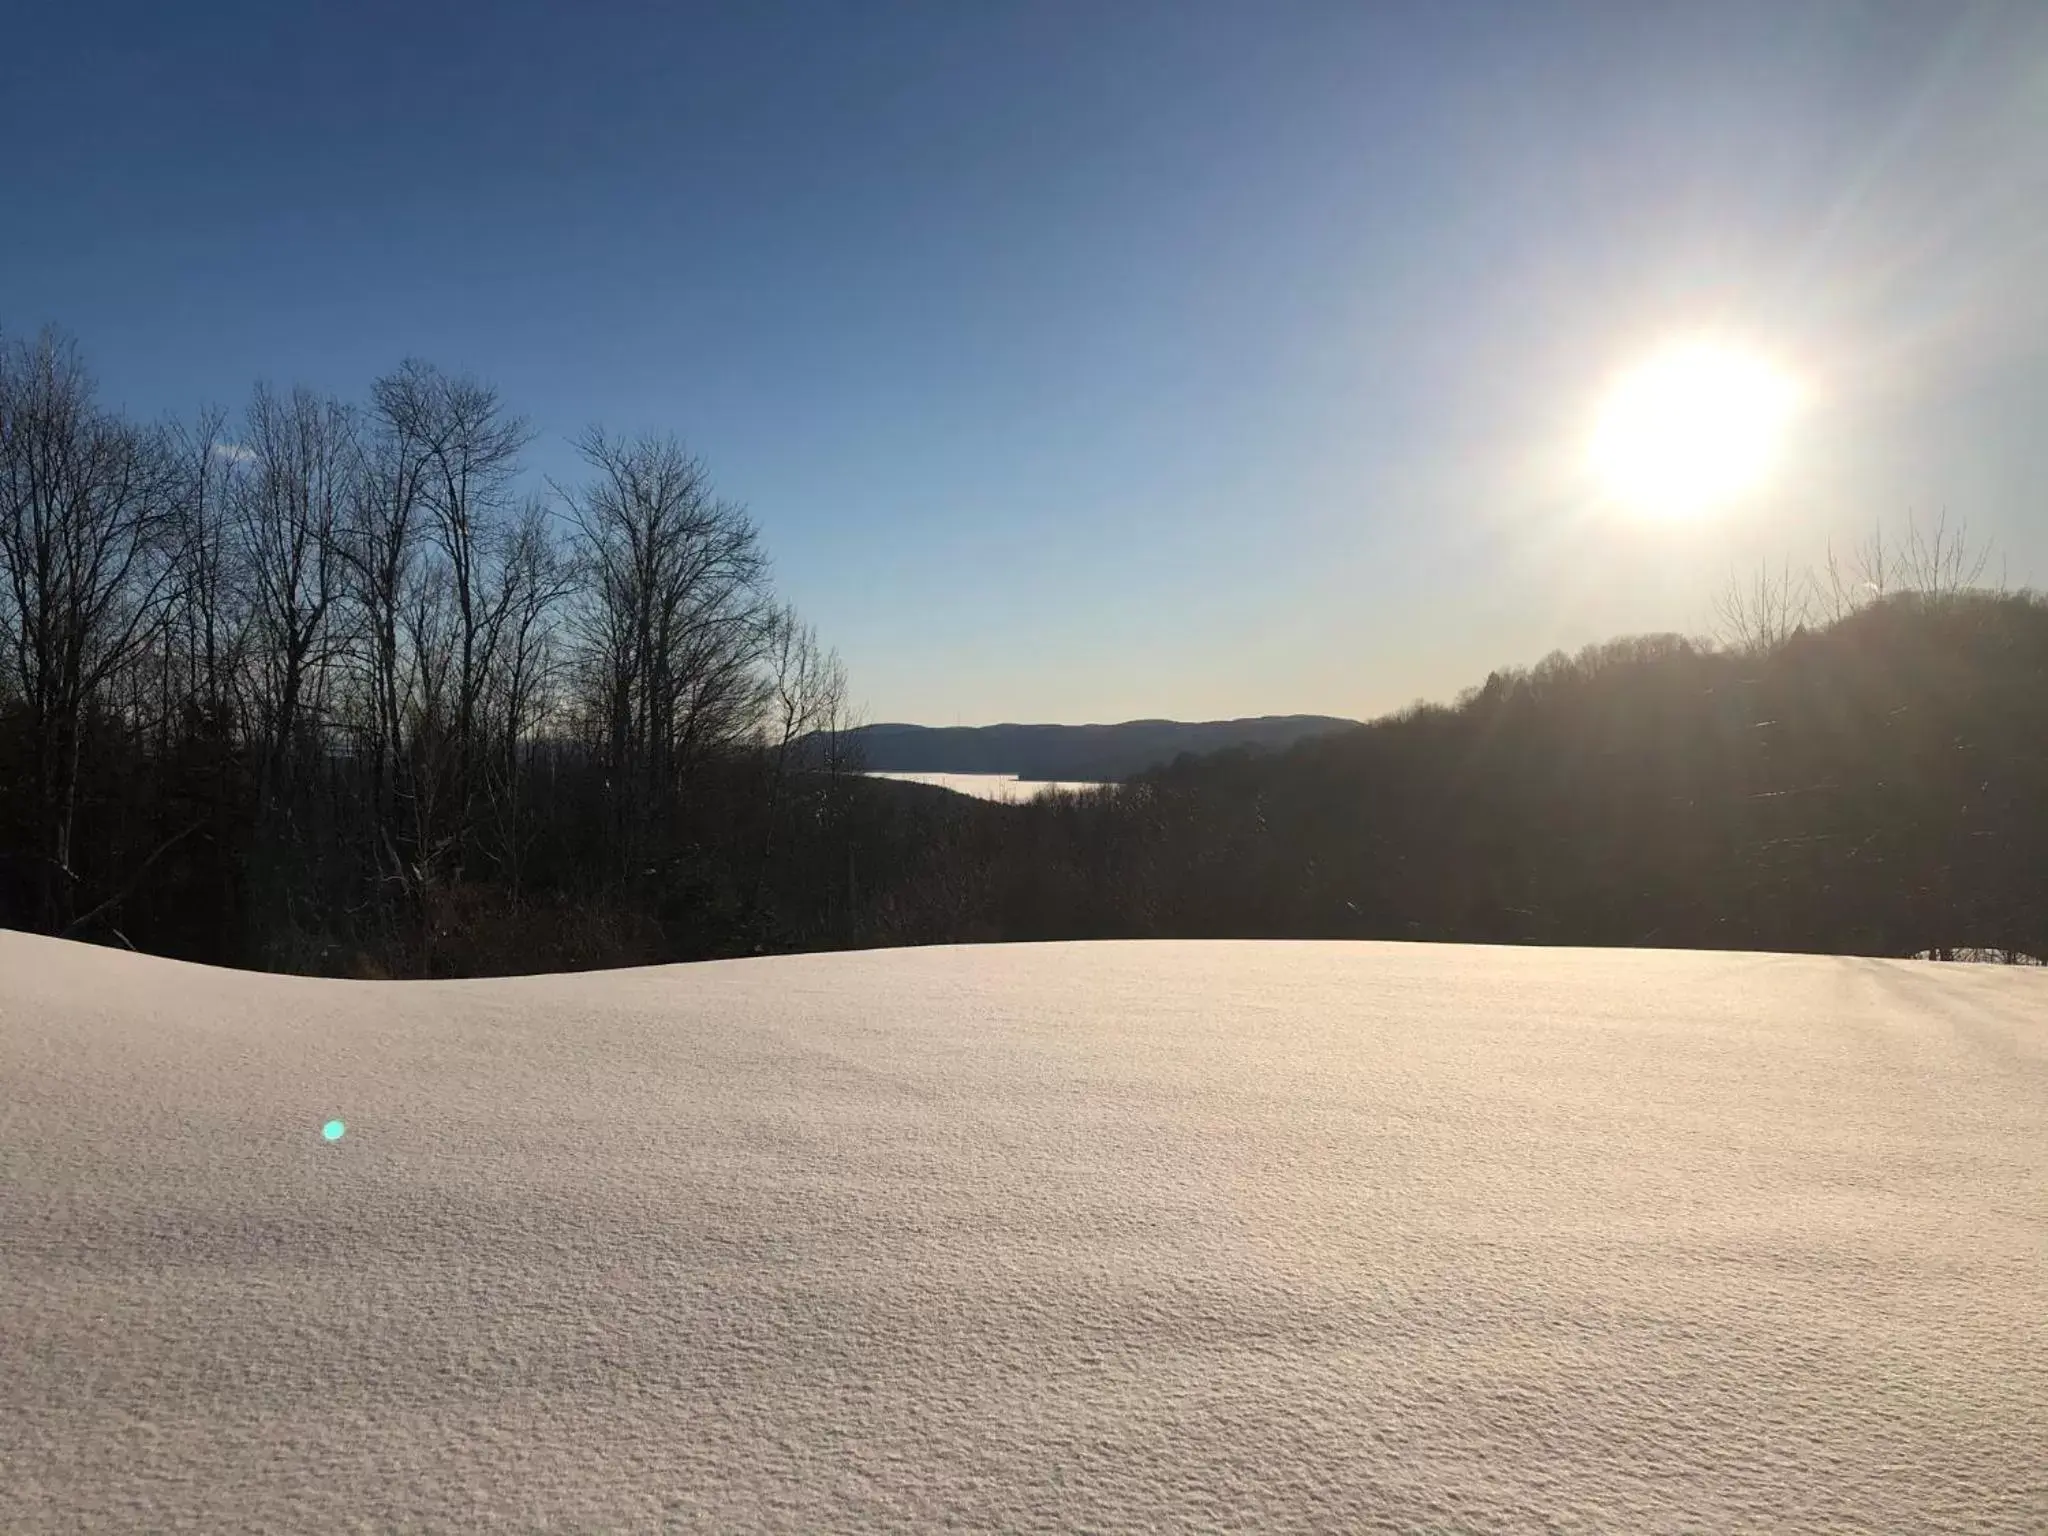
left=322, top=1119, right=346, bottom=1141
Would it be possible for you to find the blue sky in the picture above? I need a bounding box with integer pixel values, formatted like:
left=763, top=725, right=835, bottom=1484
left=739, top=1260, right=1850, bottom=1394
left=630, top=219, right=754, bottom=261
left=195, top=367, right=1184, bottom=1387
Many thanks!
left=5, top=1, right=2046, bottom=724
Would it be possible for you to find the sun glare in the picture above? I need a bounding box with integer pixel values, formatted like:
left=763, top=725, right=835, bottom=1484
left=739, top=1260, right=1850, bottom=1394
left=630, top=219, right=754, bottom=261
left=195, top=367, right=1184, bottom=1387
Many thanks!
left=1589, top=340, right=1801, bottom=517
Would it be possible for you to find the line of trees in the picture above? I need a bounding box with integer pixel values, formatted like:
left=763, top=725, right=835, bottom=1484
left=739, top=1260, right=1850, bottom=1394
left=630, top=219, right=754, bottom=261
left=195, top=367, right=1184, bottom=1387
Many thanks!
left=0, top=327, right=861, bottom=973
left=5, top=322, right=2041, bottom=976
left=845, top=527, right=2048, bottom=965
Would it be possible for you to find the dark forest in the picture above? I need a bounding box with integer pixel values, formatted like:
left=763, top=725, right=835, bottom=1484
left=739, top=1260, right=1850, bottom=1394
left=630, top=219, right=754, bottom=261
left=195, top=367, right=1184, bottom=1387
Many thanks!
left=3, top=327, right=2040, bottom=975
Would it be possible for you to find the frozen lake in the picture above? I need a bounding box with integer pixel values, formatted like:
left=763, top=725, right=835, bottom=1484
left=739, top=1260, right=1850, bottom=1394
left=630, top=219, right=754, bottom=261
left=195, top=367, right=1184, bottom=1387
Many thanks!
left=865, top=769, right=1107, bottom=802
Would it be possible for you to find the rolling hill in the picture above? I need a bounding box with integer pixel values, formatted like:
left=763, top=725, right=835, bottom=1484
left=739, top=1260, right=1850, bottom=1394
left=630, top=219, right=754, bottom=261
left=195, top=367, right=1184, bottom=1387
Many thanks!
left=4, top=932, right=2043, bottom=1531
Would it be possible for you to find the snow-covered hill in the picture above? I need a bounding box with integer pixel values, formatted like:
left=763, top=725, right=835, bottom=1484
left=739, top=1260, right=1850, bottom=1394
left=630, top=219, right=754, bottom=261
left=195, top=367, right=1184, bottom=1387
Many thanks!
left=3, top=933, right=2043, bottom=1532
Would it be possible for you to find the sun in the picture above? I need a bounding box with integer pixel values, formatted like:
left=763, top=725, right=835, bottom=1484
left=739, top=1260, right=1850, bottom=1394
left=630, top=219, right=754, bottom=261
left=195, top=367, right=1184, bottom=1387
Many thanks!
left=1588, top=340, right=1801, bottom=517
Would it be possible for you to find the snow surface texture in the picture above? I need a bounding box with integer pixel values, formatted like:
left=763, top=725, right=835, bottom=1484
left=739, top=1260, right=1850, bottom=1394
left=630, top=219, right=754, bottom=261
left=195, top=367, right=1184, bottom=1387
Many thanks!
left=3, top=932, right=2044, bottom=1533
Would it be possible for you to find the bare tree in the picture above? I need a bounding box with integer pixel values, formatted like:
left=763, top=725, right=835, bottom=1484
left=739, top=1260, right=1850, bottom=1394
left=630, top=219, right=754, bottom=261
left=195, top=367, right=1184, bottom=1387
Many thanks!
left=478, top=499, right=573, bottom=898
left=1810, top=513, right=1998, bottom=628
left=348, top=408, right=421, bottom=825
left=761, top=605, right=846, bottom=772
left=391, top=552, right=463, bottom=967
left=0, top=329, right=183, bottom=928
left=236, top=384, right=357, bottom=789
left=371, top=361, right=532, bottom=845
left=1714, top=558, right=1811, bottom=655
left=749, top=604, right=848, bottom=924
left=108, top=407, right=248, bottom=760
left=559, top=429, right=770, bottom=874
left=1899, top=510, right=1991, bottom=600
left=165, top=410, right=251, bottom=736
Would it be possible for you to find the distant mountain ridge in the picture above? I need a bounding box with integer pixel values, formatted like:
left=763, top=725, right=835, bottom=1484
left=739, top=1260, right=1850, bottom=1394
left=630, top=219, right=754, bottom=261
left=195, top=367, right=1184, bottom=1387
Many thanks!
left=832, top=716, right=1358, bottom=782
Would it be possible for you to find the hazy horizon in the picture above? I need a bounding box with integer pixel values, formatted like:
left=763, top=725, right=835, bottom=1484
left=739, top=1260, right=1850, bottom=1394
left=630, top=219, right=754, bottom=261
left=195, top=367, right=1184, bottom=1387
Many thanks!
left=7, top=1, right=2047, bottom=726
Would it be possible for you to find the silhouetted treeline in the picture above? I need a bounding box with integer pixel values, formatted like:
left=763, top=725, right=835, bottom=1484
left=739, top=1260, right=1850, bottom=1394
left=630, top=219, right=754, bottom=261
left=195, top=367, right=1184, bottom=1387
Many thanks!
left=0, top=326, right=868, bottom=973
left=865, top=586, right=2048, bottom=962
left=5, top=322, right=2042, bottom=974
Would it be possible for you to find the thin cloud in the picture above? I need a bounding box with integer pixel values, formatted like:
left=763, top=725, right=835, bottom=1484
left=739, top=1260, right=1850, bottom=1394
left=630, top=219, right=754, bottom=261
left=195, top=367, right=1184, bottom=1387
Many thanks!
left=210, top=441, right=256, bottom=463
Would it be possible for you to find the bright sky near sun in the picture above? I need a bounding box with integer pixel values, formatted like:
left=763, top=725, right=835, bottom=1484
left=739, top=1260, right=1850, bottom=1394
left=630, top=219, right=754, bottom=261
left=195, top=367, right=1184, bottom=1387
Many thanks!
left=1588, top=341, right=1806, bottom=520
left=4, top=1, right=2046, bottom=725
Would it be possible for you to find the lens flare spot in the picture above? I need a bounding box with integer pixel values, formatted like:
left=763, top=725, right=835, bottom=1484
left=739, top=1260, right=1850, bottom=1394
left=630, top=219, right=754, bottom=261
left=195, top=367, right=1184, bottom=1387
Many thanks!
left=322, top=1119, right=346, bottom=1141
